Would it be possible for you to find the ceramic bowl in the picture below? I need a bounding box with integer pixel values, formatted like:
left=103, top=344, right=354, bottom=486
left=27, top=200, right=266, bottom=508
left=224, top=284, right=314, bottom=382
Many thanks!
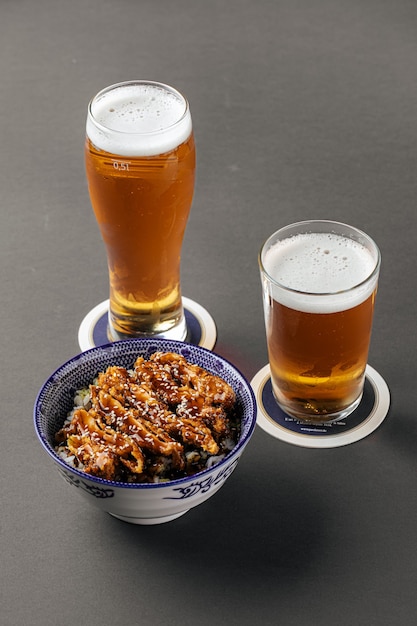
left=34, top=338, right=257, bottom=524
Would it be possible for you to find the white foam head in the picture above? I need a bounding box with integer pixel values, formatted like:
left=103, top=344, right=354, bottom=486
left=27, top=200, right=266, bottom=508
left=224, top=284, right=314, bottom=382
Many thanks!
left=261, top=232, right=380, bottom=313
left=86, top=81, right=192, bottom=157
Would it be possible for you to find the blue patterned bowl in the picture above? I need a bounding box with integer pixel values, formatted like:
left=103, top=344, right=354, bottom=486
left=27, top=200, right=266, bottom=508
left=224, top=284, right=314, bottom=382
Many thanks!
left=34, top=338, right=257, bottom=524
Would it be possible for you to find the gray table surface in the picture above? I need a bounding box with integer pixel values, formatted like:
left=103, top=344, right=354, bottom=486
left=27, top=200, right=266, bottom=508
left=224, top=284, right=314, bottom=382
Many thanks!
left=2, top=1, right=417, bottom=624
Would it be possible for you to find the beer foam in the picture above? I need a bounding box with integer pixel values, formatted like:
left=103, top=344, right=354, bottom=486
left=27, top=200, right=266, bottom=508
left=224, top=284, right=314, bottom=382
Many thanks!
left=262, top=233, right=379, bottom=313
left=87, top=82, right=192, bottom=157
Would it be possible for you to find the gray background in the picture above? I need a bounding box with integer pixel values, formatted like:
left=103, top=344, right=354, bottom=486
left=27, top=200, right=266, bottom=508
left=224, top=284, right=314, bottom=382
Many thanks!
left=2, top=1, right=417, bottom=624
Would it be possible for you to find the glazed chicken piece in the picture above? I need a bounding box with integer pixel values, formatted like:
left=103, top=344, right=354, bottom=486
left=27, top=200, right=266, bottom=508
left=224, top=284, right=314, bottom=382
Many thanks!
left=57, top=407, right=145, bottom=480
left=95, top=365, right=134, bottom=404
left=94, top=388, right=185, bottom=470
left=135, top=352, right=236, bottom=410
left=125, top=381, right=220, bottom=454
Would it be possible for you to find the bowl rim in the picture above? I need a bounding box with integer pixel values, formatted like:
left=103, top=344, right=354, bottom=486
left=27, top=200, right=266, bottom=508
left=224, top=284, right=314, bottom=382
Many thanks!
left=34, top=338, right=257, bottom=490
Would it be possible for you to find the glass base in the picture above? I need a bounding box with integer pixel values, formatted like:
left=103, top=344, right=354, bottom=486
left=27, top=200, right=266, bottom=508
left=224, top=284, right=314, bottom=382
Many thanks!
left=107, top=312, right=188, bottom=342
left=251, top=364, right=390, bottom=448
left=273, top=389, right=363, bottom=425
left=78, top=297, right=217, bottom=351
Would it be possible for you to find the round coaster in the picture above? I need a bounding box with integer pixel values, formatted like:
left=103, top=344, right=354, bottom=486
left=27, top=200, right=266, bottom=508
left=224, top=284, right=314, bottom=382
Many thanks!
left=78, top=297, right=217, bottom=352
left=251, top=364, right=390, bottom=448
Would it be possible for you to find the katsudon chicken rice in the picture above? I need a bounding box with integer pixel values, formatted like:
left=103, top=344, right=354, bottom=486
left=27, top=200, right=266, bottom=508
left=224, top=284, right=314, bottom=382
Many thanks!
left=55, top=351, right=240, bottom=483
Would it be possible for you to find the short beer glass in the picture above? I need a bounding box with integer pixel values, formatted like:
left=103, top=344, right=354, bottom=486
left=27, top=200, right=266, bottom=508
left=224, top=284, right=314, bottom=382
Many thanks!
left=85, top=80, right=196, bottom=341
left=259, top=220, right=380, bottom=423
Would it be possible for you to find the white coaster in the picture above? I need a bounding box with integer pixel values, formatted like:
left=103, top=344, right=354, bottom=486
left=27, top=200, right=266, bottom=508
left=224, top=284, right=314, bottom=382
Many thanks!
left=251, top=364, right=390, bottom=448
left=78, top=297, right=217, bottom=352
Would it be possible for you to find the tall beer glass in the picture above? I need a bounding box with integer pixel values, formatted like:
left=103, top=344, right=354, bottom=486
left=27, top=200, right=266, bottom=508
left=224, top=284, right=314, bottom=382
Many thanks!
left=85, top=80, right=196, bottom=341
left=259, top=220, right=380, bottom=423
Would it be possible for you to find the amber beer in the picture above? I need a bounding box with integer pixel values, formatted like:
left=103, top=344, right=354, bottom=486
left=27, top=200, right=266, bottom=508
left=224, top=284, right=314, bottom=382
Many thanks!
left=85, top=81, right=196, bottom=340
left=259, top=221, right=380, bottom=423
